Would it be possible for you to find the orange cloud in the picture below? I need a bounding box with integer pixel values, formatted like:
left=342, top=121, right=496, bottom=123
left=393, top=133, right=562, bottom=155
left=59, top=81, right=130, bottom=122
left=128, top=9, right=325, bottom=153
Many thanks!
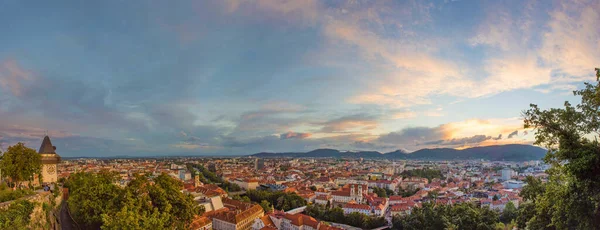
left=280, top=131, right=311, bottom=139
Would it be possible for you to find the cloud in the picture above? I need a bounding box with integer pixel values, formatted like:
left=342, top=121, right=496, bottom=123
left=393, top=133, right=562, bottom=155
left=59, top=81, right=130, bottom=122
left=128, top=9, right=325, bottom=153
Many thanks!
left=0, top=59, right=34, bottom=97
left=392, top=111, right=417, bottom=119
left=280, top=131, right=311, bottom=140
left=421, top=134, right=493, bottom=146
left=466, top=0, right=598, bottom=98
left=375, top=118, right=526, bottom=151
left=507, top=130, right=519, bottom=139
left=317, top=114, right=378, bottom=133
left=423, top=108, right=444, bottom=117
left=493, top=134, right=502, bottom=140
left=377, top=126, right=448, bottom=147
left=534, top=84, right=578, bottom=94
left=234, top=102, right=308, bottom=135
left=540, top=0, right=600, bottom=78
left=223, top=0, right=319, bottom=25
left=470, top=56, right=552, bottom=97
left=324, top=15, right=466, bottom=108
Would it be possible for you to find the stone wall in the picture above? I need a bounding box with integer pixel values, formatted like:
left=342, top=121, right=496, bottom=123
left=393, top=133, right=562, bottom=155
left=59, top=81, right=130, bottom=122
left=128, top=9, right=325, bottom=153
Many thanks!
left=0, top=192, right=50, bottom=210
left=0, top=190, right=62, bottom=229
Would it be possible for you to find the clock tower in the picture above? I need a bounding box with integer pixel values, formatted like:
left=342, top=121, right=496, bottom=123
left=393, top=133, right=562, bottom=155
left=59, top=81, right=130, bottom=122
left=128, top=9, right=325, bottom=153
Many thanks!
left=38, top=135, right=61, bottom=184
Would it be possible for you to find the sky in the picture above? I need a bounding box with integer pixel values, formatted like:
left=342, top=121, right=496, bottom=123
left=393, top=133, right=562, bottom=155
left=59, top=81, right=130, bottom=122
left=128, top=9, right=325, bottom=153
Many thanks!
left=0, top=0, right=599, bottom=157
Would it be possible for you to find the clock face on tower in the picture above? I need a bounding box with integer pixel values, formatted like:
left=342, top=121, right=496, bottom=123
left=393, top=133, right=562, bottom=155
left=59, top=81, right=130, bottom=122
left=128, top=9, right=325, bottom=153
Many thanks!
left=47, top=165, right=56, bottom=175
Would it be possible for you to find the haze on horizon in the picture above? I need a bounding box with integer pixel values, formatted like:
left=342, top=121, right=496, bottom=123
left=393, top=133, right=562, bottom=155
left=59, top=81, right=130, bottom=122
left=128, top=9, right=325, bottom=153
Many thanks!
left=0, top=0, right=599, bottom=157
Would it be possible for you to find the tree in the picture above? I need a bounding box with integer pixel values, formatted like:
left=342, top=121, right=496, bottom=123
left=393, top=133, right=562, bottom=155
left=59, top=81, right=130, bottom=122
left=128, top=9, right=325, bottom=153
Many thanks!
left=245, top=189, right=306, bottom=211
left=68, top=172, right=201, bottom=229
left=521, top=68, right=600, bottom=229
left=260, top=200, right=272, bottom=213
left=500, top=201, right=517, bottom=224
left=519, top=176, right=544, bottom=201
left=68, top=171, right=122, bottom=229
left=372, top=187, right=388, bottom=198
left=309, top=185, right=317, bottom=191
left=392, top=202, right=499, bottom=230
left=515, top=202, right=536, bottom=229
left=398, top=187, right=420, bottom=197
left=427, top=190, right=439, bottom=200
left=385, top=188, right=395, bottom=196
left=400, top=169, right=443, bottom=182
left=149, top=173, right=201, bottom=228
left=101, top=197, right=170, bottom=230
left=0, top=143, right=41, bottom=189
left=305, top=204, right=386, bottom=229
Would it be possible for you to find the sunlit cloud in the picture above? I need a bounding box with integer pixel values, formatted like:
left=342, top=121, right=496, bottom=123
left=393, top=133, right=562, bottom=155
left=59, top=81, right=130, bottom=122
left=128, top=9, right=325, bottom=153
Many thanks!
left=374, top=118, right=532, bottom=151
left=392, top=111, right=417, bottom=119
left=280, top=131, right=312, bottom=140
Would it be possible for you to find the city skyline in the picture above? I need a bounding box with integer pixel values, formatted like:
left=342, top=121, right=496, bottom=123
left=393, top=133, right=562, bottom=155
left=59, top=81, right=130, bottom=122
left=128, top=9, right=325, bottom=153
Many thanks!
left=1, top=0, right=599, bottom=157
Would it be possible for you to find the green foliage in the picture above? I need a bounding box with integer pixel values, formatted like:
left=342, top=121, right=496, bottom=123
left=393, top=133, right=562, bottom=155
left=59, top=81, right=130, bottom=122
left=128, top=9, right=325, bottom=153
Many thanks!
left=494, top=222, right=505, bottom=230
left=244, top=189, right=306, bottom=211
left=0, top=188, right=34, bottom=203
left=259, top=200, right=272, bottom=213
left=392, top=202, right=499, bottom=230
left=426, top=190, right=439, bottom=200
left=149, top=173, right=202, bottom=229
left=101, top=194, right=170, bottom=230
left=521, top=68, right=600, bottom=229
left=0, top=143, right=41, bottom=188
left=519, top=176, right=544, bottom=202
left=499, top=201, right=517, bottom=224
left=397, top=187, right=420, bottom=197
left=371, top=187, right=388, bottom=197
left=515, top=202, right=535, bottom=229
left=0, top=200, right=35, bottom=230
left=191, top=164, right=242, bottom=192
left=52, top=185, right=60, bottom=198
left=305, top=204, right=387, bottom=229
left=309, top=185, right=317, bottom=191
left=400, top=169, right=443, bottom=182
left=492, top=194, right=499, bottom=201
left=68, top=171, right=122, bottom=229
left=68, top=172, right=201, bottom=229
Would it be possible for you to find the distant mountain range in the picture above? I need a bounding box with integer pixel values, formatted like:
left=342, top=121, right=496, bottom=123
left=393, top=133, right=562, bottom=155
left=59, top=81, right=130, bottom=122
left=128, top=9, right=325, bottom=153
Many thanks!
left=251, top=144, right=547, bottom=161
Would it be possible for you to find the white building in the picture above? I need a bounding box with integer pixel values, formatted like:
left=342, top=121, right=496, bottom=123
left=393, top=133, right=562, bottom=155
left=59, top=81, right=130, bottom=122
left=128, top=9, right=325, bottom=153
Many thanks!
left=500, top=168, right=513, bottom=181
left=502, top=180, right=525, bottom=189
left=342, top=203, right=372, bottom=216
left=331, top=184, right=367, bottom=203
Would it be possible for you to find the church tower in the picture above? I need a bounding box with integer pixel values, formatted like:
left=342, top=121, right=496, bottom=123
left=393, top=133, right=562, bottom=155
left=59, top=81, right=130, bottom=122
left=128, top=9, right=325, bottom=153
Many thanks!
left=194, top=171, right=202, bottom=187
left=39, top=136, right=61, bottom=184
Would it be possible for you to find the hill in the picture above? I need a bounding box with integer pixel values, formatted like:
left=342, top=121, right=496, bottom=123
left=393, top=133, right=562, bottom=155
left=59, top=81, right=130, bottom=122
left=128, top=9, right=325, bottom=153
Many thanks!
left=251, top=144, right=546, bottom=161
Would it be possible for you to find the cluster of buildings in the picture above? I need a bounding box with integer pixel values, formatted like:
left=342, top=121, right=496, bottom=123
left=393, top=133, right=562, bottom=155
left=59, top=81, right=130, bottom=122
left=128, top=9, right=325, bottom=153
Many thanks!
left=56, top=156, right=549, bottom=230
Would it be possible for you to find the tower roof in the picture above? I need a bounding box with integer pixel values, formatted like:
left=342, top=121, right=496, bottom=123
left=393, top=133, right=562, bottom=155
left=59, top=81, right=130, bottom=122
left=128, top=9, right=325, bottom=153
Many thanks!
left=39, top=136, right=56, bottom=154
